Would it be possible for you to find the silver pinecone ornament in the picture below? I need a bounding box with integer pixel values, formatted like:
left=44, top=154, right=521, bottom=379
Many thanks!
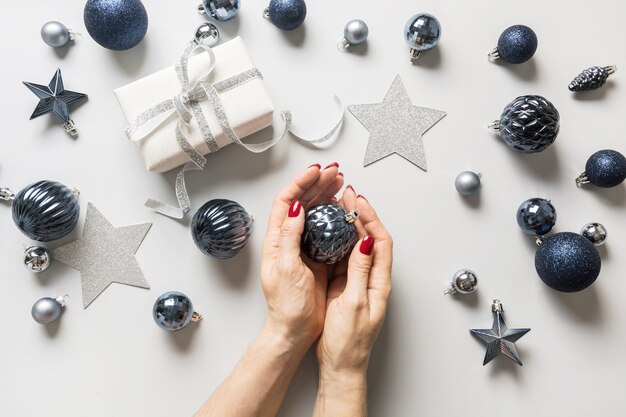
left=302, top=204, right=359, bottom=264
left=569, top=66, right=616, bottom=92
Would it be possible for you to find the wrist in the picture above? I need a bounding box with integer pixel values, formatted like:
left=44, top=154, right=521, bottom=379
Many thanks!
left=319, top=366, right=367, bottom=391
left=261, top=319, right=312, bottom=357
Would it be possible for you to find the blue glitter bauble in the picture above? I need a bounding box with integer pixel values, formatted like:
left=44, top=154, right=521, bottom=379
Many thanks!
left=202, top=0, right=239, bottom=21
left=84, top=0, right=148, bottom=51
left=585, top=149, right=626, bottom=188
left=516, top=198, right=556, bottom=236
left=12, top=181, right=80, bottom=242
left=535, top=232, right=601, bottom=293
left=267, top=0, right=306, bottom=31
left=191, top=199, right=252, bottom=259
left=152, top=291, right=194, bottom=332
left=497, top=25, right=537, bottom=64
left=404, top=13, right=441, bottom=51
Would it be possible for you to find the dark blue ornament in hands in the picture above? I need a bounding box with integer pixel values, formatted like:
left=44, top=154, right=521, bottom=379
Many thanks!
left=535, top=232, right=601, bottom=292
left=266, top=0, right=307, bottom=31
left=84, top=0, right=148, bottom=51
left=517, top=198, right=556, bottom=236
left=493, top=25, right=537, bottom=64
left=12, top=181, right=80, bottom=242
left=191, top=199, right=252, bottom=259
left=302, top=204, right=359, bottom=264
left=577, top=149, right=626, bottom=188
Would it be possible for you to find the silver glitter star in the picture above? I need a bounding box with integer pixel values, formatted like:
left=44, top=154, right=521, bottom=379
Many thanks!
left=470, top=299, right=531, bottom=366
left=347, top=75, right=446, bottom=170
left=52, top=203, right=152, bottom=308
left=23, top=68, right=87, bottom=136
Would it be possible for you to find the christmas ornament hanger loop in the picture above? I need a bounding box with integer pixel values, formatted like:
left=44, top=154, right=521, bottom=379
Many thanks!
left=192, top=311, right=203, bottom=322
left=344, top=210, right=359, bottom=224
left=56, top=294, right=69, bottom=307
left=0, top=187, right=15, bottom=201
left=262, top=8, right=270, bottom=19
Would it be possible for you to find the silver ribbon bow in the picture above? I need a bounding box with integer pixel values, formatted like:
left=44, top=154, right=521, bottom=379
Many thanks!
left=125, top=41, right=343, bottom=219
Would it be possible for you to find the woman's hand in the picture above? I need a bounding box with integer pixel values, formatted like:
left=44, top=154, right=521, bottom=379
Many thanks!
left=313, top=185, right=393, bottom=417
left=261, top=163, right=344, bottom=351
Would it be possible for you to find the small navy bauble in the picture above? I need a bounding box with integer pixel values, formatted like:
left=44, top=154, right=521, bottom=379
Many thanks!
left=577, top=149, right=626, bottom=188
left=265, top=0, right=307, bottom=31
left=302, top=204, right=359, bottom=264
left=489, top=25, right=537, bottom=64
left=153, top=291, right=200, bottom=332
left=84, top=0, right=148, bottom=51
left=535, top=232, right=601, bottom=292
left=191, top=199, right=252, bottom=259
left=12, top=181, right=80, bottom=242
left=517, top=198, right=556, bottom=236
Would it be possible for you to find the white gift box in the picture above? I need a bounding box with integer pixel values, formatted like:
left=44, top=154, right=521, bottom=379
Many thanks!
left=115, top=37, right=275, bottom=173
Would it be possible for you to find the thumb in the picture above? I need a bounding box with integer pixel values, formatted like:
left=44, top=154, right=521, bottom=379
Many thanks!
left=278, top=200, right=305, bottom=261
left=345, top=236, right=375, bottom=298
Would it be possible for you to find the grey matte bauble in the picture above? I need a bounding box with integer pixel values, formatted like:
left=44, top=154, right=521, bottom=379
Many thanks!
left=23, top=246, right=51, bottom=273
left=580, top=223, right=607, bottom=246
left=455, top=171, right=481, bottom=196
left=448, top=269, right=479, bottom=295
left=339, top=19, right=368, bottom=49
left=41, top=21, right=71, bottom=48
left=31, top=296, right=65, bottom=324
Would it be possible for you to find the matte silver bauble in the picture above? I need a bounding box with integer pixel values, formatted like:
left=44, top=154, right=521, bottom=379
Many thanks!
left=338, top=19, right=368, bottom=50
left=455, top=171, right=481, bottom=196
left=31, top=296, right=66, bottom=324
left=580, top=223, right=607, bottom=246
left=41, top=21, right=77, bottom=48
left=23, top=246, right=51, bottom=273
left=446, top=269, right=479, bottom=295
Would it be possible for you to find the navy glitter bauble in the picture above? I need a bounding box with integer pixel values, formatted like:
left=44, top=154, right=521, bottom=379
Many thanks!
left=12, top=181, right=80, bottom=242
left=84, top=0, right=148, bottom=51
left=535, top=232, right=601, bottom=293
left=152, top=291, right=194, bottom=332
left=517, top=198, right=556, bottom=236
left=191, top=199, right=252, bottom=259
left=497, top=25, right=537, bottom=64
left=202, top=0, right=239, bottom=21
left=302, top=204, right=359, bottom=264
left=267, top=0, right=307, bottom=31
left=498, top=95, right=560, bottom=153
left=585, top=149, right=626, bottom=188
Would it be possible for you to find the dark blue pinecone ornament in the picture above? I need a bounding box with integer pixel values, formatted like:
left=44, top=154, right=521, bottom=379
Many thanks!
left=302, top=204, right=359, bottom=264
left=191, top=199, right=252, bottom=259
left=569, top=66, right=616, bottom=92
left=490, top=95, right=560, bottom=153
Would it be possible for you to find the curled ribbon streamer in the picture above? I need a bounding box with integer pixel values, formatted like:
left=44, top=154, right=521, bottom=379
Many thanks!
left=126, top=41, right=344, bottom=219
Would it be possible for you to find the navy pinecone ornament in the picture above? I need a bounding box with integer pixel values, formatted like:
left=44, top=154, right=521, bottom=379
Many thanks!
left=302, top=204, right=359, bottom=264
left=569, top=66, right=616, bottom=92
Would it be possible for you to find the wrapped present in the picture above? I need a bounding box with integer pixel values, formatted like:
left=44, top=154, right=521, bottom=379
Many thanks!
left=115, top=36, right=275, bottom=173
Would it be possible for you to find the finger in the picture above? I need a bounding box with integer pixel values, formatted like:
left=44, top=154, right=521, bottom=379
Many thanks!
left=345, top=236, right=375, bottom=300
left=300, top=163, right=340, bottom=207
left=308, top=174, right=344, bottom=207
left=277, top=200, right=306, bottom=262
left=340, top=185, right=366, bottom=237
left=267, top=165, right=321, bottom=233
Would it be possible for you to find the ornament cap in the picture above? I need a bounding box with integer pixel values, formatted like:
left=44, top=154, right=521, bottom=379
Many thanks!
left=606, top=65, right=617, bottom=75
left=62, top=120, right=78, bottom=137
left=0, top=187, right=15, bottom=201
left=344, top=210, right=360, bottom=224
left=487, top=120, right=500, bottom=132
left=55, top=295, right=69, bottom=308
left=337, top=38, right=350, bottom=50
left=197, top=3, right=207, bottom=14
left=491, top=299, right=503, bottom=312
left=487, top=47, right=500, bottom=62
left=409, top=48, right=421, bottom=62
left=263, top=7, right=270, bottom=19
left=191, top=311, right=203, bottom=322
left=576, top=172, right=590, bottom=187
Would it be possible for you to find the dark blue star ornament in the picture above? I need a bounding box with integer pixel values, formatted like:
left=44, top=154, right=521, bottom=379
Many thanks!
left=23, top=69, right=87, bottom=137
left=471, top=299, right=530, bottom=366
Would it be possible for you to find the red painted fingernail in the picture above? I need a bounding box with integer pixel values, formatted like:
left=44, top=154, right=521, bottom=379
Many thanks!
left=346, top=185, right=355, bottom=192
left=324, top=162, right=339, bottom=170
left=360, top=236, right=375, bottom=255
left=288, top=200, right=301, bottom=218
left=308, top=163, right=321, bottom=169
left=357, top=194, right=368, bottom=202
left=338, top=172, right=344, bottom=177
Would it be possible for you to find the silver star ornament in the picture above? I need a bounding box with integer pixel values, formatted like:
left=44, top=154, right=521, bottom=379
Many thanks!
left=52, top=203, right=152, bottom=308
left=347, top=75, right=446, bottom=170
left=23, top=68, right=87, bottom=137
left=470, top=299, right=531, bottom=366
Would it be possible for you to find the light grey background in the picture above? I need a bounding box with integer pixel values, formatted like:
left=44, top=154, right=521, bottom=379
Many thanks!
left=1, top=1, right=625, bottom=416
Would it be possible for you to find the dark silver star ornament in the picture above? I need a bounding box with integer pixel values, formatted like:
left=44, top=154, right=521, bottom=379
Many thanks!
left=51, top=203, right=152, bottom=308
left=347, top=75, right=446, bottom=170
left=470, top=299, right=530, bottom=366
left=23, top=68, right=87, bottom=137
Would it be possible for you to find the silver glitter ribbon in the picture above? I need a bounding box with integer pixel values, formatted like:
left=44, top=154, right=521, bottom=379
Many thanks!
left=126, top=41, right=344, bottom=219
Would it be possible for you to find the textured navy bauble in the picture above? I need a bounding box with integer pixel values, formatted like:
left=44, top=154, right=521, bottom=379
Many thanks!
left=84, top=0, right=148, bottom=51
left=517, top=198, right=556, bottom=236
left=152, top=291, right=194, bottom=332
left=12, top=181, right=80, bottom=242
left=191, top=199, right=252, bottom=259
left=267, top=0, right=307, bottom=31
left=499, top=95, right=560, bottom=153
left=535, top=232, right=601, bottom=293
left=497, top=25, right=537, bottom=64
left=302, top=204, right=358, bottom=264
left=586, top=149, right=626, bottom=188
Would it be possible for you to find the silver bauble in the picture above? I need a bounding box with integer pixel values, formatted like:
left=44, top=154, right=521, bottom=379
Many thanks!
left=455, top=171, right=481, bottom=196
left=338, top=19, right=368, bottom=49
left=446, top=269, right=479, bottom=295
left=31, top=296, right=66, bottom=324
left=194, top=23, right=220, bottom=47
left=41, top=21, right=71, bottom=48
left=23, top=246, right=51, bottom=273
left=580, top=223, right=608, bottom=246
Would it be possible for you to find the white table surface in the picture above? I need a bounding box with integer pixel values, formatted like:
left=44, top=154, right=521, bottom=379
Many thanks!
left=2, top=1, right=625, bottom=416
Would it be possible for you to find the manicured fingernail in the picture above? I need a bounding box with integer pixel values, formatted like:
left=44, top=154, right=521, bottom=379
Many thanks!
left=360, top=236, right=375, bottom=255
left=346, top=185, right=355, bottom=192
left=357, top=194, right=368, bottom=202
left=308, top=163, right=321, bottom=169
left=324, top=162, right=339, bottom=170
left=338, top=172, right=344, bottom=177
left=289, top=200, right=302, bottom=217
